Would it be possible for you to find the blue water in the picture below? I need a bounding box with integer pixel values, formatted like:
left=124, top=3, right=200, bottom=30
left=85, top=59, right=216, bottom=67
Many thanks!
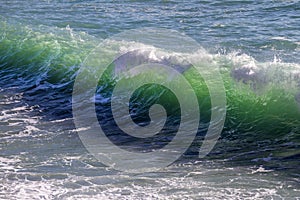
left=0, top=0, right=300, bottom=199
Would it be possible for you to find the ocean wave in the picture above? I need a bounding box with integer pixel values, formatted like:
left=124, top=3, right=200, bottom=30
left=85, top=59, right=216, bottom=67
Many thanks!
left=0, top=18, right=299, bottom=162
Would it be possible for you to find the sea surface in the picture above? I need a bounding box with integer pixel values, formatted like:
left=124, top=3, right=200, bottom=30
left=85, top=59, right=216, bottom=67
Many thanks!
left=0, top=0, right=300, bottom=199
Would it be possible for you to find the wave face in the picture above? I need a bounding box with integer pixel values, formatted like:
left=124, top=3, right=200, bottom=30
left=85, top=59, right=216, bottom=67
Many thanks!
left=1, top=18, right=299, bottom=159
left=0, top=1, right=300, bottom=197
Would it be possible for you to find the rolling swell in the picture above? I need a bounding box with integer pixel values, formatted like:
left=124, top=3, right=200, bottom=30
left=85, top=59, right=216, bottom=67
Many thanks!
left=0, top=18, right=299, bottom=170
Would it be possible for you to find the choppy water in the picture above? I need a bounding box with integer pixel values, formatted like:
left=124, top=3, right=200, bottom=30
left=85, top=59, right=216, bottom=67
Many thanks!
left=0, top=0, right=300, bottom=199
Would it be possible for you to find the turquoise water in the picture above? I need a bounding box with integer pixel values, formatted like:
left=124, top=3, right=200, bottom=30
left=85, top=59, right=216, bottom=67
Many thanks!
left=0, top=0, right=300, bottom=199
